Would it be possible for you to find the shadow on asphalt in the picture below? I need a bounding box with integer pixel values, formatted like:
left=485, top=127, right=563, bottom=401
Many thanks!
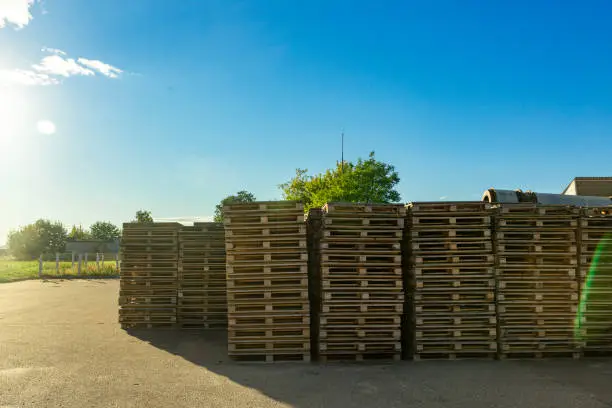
left=126, top=329, right=425, bottom=407
left=125, top=328, right=612, bottom=408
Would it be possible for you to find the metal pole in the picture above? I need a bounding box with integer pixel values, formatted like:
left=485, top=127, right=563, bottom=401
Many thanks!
left=341, top=131, right=344, bottom=173
left=71, top=252, right=75, bottom=274
left=101, top=253, right=105, bottom=267
left=84, top=252, right=88, bottom=268
left=78, top=254, right=82, bottom=276
left=96, top=253, right=100, bottom=273
left=115, top=254, right=120, bottom=273
left=38, top=255, right=43, bottom=278
left=55, top=253, right=59, bottom=275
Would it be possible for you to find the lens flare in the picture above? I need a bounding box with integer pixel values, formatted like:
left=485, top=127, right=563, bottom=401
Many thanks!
left=575, top=233, right=612, bottom=342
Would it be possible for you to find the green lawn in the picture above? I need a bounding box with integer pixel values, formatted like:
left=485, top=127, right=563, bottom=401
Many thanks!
left=0, top=258, right=119, bottom=283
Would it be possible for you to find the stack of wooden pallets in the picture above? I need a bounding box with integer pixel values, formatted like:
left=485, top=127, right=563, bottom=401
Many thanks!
left=119, top=223, right=181, bottom=329
left=306, top=208, right=324, bottom=359
left=317, top=203, right=405, bottom=362
left=406, top=202, right=496, bottom=360
left=178, top=222, right=227, bottom=329
left=577, top=206, right=612, bottom=354
left=224, top=201, right=310, bottom=362
left=495, top=204, right=581, bottom=359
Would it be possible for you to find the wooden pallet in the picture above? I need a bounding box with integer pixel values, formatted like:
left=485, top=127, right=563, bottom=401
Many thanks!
left=322, top=291, right=404, bottom=302
left=410, top=216, right=491, bottom=227
left=408, top=201, right=491, bottom=213
left=414, top=315, right=496, bottom=326
left=413, top=254, right=494, bottom=265
left=121, top=253, right=178, bottom=262
left=119, top=296, right=177, bottom=306
left=322, top=266, right=402, bottom=278
left=319, top=353, right=401, bottom=362
left=413, top=266, right=494, bottom=278
left=413, top=352, right=496, bottom=361
left=498, top=255, right=577, bottom=266
left=497, top=219, right=578, bottom=229
left=414, top=278, right=495, bottom=290
left=121, top=323, right=178, bottom=330
left=498, top=204, right=579, bottom=216
left=408, top=228, right=491, bottom=240
left=230, top=353, right=311, bottom=363
left=411, top=241, right=492, bottom=252
left=323, top=229, right=402, bottom=239
left=224, top=200, right=304, bottom=214
left=228, top=302, right=309, bottom=313
left=226, top=264, right=307, bottom=275
left=413, top=291, right=494, bottom=302
left=321, top=253, right=401, bottom=264
left=498, top=350, right=581, bottom=359
left=414, top=303, right=496, bottom=314
left=496, top=230, right=577, bottom=241
left=323, top=217, right=404, bottom=228
left=224, top=214, right=305, bottom=226
left=323, top=202, right=406, bottom=216
left=498, top=280, right=578, bottom=291
left=414, top=342, right=497, bottom=353
left=321, top=241, right=401, bottom=251
left=226, top=239, right=307, bottom=251
left=497, top=304, right=577, bottom=314
left=321, top=303, right=403, bottom=314
left=497, top=292, right=578, bottom=302
left=322, top=279, right=402, bottom=290
left=495, top=268, right=577, bottom=279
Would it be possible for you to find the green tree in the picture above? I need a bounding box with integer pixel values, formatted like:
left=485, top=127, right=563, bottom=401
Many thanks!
left=134, top=210, right=153, bottom=223
left=279, top=151, right=401, bottom=212
left=7, top=219, right=67, bottom=260
left=214, top=190, right=256, bottom=222
left=68, top=225, right=91, bottom=240
left=90, top=221, right=121, bottom=241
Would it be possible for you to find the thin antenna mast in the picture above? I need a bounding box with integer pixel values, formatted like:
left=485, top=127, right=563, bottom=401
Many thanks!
left=341, top=130, right=344, bottom=173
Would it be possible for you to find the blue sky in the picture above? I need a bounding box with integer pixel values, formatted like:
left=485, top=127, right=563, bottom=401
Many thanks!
left=1, top=0, right=611, bottom=244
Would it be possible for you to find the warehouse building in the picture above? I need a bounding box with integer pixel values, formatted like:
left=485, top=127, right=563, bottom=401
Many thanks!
left=562, top=177, right=612, bottom=197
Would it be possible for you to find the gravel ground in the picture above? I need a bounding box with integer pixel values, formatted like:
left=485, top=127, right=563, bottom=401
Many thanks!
left=1, top=279, right=612, bottom=408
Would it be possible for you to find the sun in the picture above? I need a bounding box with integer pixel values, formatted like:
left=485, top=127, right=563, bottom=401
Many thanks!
left=37, top=120, right=56, bottom=135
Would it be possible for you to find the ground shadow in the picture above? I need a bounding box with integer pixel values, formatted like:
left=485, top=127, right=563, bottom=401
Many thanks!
left=126, top=329, right=612, bottom=408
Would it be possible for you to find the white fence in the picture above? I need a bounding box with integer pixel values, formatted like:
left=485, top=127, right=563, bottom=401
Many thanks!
left=37, top=252, right=120, bottom=277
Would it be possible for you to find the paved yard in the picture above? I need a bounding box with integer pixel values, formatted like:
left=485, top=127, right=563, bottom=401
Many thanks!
left=1, top=279, right=612, bottom=408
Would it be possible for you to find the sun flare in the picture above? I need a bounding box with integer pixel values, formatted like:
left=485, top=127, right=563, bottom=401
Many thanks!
left=37, top=120, right=56, bottom=135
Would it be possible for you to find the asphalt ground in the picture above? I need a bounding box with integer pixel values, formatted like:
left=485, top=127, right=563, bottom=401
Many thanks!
left=1, top=279, right=612, bottom=408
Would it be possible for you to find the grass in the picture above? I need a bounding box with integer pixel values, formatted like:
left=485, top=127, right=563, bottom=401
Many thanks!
left=0, top=258, right=119, bottom=283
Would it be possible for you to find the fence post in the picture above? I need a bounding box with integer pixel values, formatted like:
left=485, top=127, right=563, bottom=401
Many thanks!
left=96, top=253, right=100, bottom=273
left=71, top=252, right=75, bottom=274
left=101, top=253, right=105, bottom=267
left=55, top=252, right=59, bottom=275
left=84, top=252, right=88, bottom=267
left=38, top=255, right=43, bottom=278
left=115, top=254, right=120, bottom=273
left=78, top=254, right=82, bottom=276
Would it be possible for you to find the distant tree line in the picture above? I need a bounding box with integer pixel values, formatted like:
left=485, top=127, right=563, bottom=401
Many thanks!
left=6, top=211, right=153, bottom=260
left=7, top=151, right=400, bottom=258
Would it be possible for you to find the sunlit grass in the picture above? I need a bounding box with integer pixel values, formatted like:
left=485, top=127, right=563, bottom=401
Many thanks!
left=0, top=258, right=119, bottom=283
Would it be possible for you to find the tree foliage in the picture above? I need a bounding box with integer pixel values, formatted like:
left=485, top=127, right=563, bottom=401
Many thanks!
left=90, top=221, right=121, bottom=241
left=7, top=219, right=67, bottom=260
left=279, top=151, right=401, bottom=212
left=134, top=210, right=153, bottom=223
left=214, top=190, right=256, bottom=222
left=68, top=225, right=91, bottom=240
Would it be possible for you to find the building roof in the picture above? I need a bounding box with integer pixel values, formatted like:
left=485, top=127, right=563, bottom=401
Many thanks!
left=562, top=177, right=612, bottom=196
